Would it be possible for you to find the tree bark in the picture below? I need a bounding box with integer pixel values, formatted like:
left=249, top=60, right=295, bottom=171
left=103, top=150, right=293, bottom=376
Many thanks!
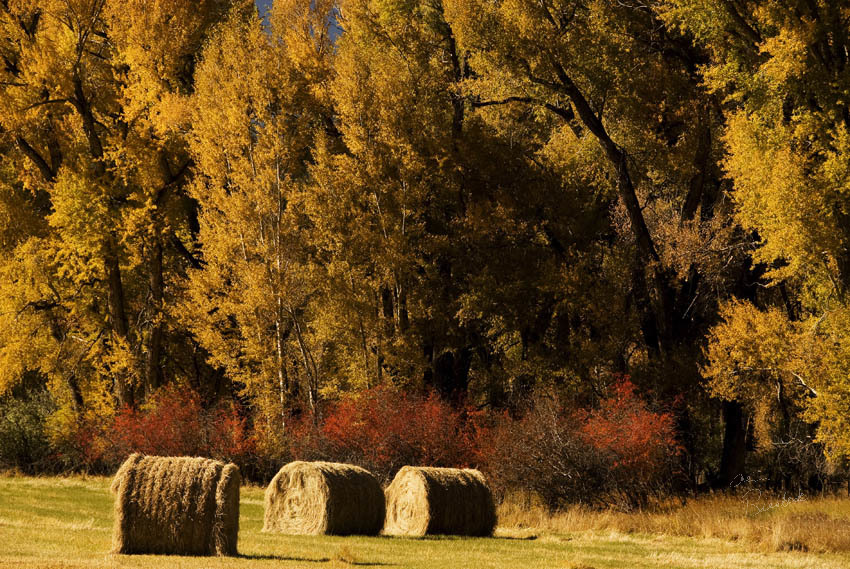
left=275, top=315, right=291, bottom=431
left=718, top=400, right=747, bottom=488
left=547, top=59, right=677, bottom=352
left=144, top=236, right=164, bottom=397
left=424, top=346, right=472, bottom=399
left=106, top=249, right=133, bottom=407
left=681, top=107, right=712, bottom=223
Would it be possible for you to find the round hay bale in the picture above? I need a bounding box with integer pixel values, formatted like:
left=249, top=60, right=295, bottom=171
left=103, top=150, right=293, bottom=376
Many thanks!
left=263, top=461, right=385, bottom=535
left=383, top=466, right=496, bottom=537
left=110, top=453, right=240, bottom=556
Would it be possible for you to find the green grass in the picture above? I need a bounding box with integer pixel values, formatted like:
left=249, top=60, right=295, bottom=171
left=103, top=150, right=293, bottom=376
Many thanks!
left=1, top=475, right=849, bottom=569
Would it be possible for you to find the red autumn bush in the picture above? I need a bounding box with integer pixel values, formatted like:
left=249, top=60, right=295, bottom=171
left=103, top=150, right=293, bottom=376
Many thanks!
left=42, top=414, right=110, bottom=474
left=290, top=384, right=480, bottom=483
left=109, top=383, right=253, bottom=467
left=92, top=376, right=679, bottom=502
left=206, top=400, right=255, bottom=461
left=479, top=379, right=681, bottom=510
left=111, top=384, right=203, bottom=457
left=578, top=379, right=680, bottom=486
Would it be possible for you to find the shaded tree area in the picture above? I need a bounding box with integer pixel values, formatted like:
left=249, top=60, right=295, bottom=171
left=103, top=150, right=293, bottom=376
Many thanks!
left=1, top=0, right=850, bottom=493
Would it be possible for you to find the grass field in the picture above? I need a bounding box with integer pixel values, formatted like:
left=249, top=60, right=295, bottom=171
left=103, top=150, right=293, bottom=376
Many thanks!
left=1, top=475, right=850, bottom=568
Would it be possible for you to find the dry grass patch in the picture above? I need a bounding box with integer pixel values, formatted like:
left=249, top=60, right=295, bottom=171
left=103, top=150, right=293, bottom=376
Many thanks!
left=498, top=490, right=850, bottom=553
left=2, top=475, right=850, bottom=569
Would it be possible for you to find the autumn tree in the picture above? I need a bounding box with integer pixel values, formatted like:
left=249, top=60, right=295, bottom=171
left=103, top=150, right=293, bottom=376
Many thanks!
left=0, top=0, right=231, bottom=422
left=670, top=1, right=850, bottom=468
left=304, top=0, right=610, bottom=404
left=2, top=0, right=848, bottom=490
left=446, top=0, right=716, bottom=356
left=305, top=0, right=481, bottom=396
left=442, top=0, right=762, bottom=485
left=182, top=0, right=336, bottom=433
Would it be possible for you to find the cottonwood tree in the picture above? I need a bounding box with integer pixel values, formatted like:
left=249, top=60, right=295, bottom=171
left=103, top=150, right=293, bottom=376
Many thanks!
left=305, top=0, right=602, bottom=401
left=182, top=0, right=336, bottom=431
left=670, top=0, right=850, bottom=466
left=0, top=0, right=230, bottom=418
left=444, top=0, right=758, bottom=484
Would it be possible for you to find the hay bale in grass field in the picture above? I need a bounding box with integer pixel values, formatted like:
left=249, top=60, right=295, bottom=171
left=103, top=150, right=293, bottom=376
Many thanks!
left=111, top=453, right=240, bottom=556
left=383, top=466, right=496, bottom=537
left=263, top=461, right=385, bottom=535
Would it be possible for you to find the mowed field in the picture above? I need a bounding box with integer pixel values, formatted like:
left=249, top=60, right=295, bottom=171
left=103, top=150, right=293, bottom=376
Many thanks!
left=1, top=476, right=850, bottom=569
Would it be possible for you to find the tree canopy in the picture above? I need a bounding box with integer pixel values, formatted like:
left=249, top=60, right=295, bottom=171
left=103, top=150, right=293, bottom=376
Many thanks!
left=3, top=0, right=850, bottom=487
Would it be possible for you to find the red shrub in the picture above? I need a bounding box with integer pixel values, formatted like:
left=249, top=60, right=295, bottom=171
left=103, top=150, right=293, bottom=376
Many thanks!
left=112, top=384, right=204, bottom=457
left=477, top=379, right=681, bottom=510
left=109, top=383, right=253, bottom=466
left=63, top=418, right=109, bottom=472
left=206, top=400, right=255, bottom=462
left=578, top=379, right=681, bottom=484
left=294, top=385, right=480, bottom=482
left=95, top=376, right=679, bottom=501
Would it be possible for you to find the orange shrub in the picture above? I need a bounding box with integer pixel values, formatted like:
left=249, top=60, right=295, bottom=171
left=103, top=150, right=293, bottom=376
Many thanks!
left=479, top=378, right=681, bottom=510
left=290, top=385, right=480, bottom=483
left=578, top=379, right=681, bottom=487
left=109, top=383, right=254, bottom=467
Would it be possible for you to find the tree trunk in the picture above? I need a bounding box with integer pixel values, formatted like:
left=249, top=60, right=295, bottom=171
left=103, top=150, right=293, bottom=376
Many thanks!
left=275, top=316, right=290, bottom=432
left=291, top=311, right=319, bottom=423
left=424, top=346, right=472, bottom=399
left=717, top=400, right=747, bottom=488
left=66, top=373, right=84, bottom=413
left=680, top=107, right=712, bottom=223
left=145, top=237, right=164, bottom=398
left=106, top=250, right=134, bottom=408
left=548, top=60, right=677, bottom=353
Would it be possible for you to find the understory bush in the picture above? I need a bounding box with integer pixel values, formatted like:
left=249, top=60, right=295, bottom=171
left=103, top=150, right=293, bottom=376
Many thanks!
left=108, top=383, right=254, bottom=469
left=275, top=379, right=681, bottom=508
left=0, top=390, right=55, bottom=473
left=284, top=384, right=481, bottom=483
left=40, top=383, right=254, bottom=474
left=3, top=379, right=682, bottom=504
left=480, top=379, right=681, bottom=510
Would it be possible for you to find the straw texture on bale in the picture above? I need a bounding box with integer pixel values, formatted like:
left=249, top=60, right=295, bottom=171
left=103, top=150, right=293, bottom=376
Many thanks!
left=263, top=461, right=385, bottom=535
left=383, top=466, right=496, bottom=537
left=111, top=453, right=240, bottom=556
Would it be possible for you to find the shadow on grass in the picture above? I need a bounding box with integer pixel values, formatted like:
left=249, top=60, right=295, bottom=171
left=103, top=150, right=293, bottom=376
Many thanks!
left=238, top=554, right=330, bottom=563
left=238, top=554, right=392, bottom=566
left=403, top=534, right=537, bottom=541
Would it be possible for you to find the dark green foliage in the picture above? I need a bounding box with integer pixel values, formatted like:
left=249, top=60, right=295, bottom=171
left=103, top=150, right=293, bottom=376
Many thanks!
left=0, top=391, right=54, bottom=474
